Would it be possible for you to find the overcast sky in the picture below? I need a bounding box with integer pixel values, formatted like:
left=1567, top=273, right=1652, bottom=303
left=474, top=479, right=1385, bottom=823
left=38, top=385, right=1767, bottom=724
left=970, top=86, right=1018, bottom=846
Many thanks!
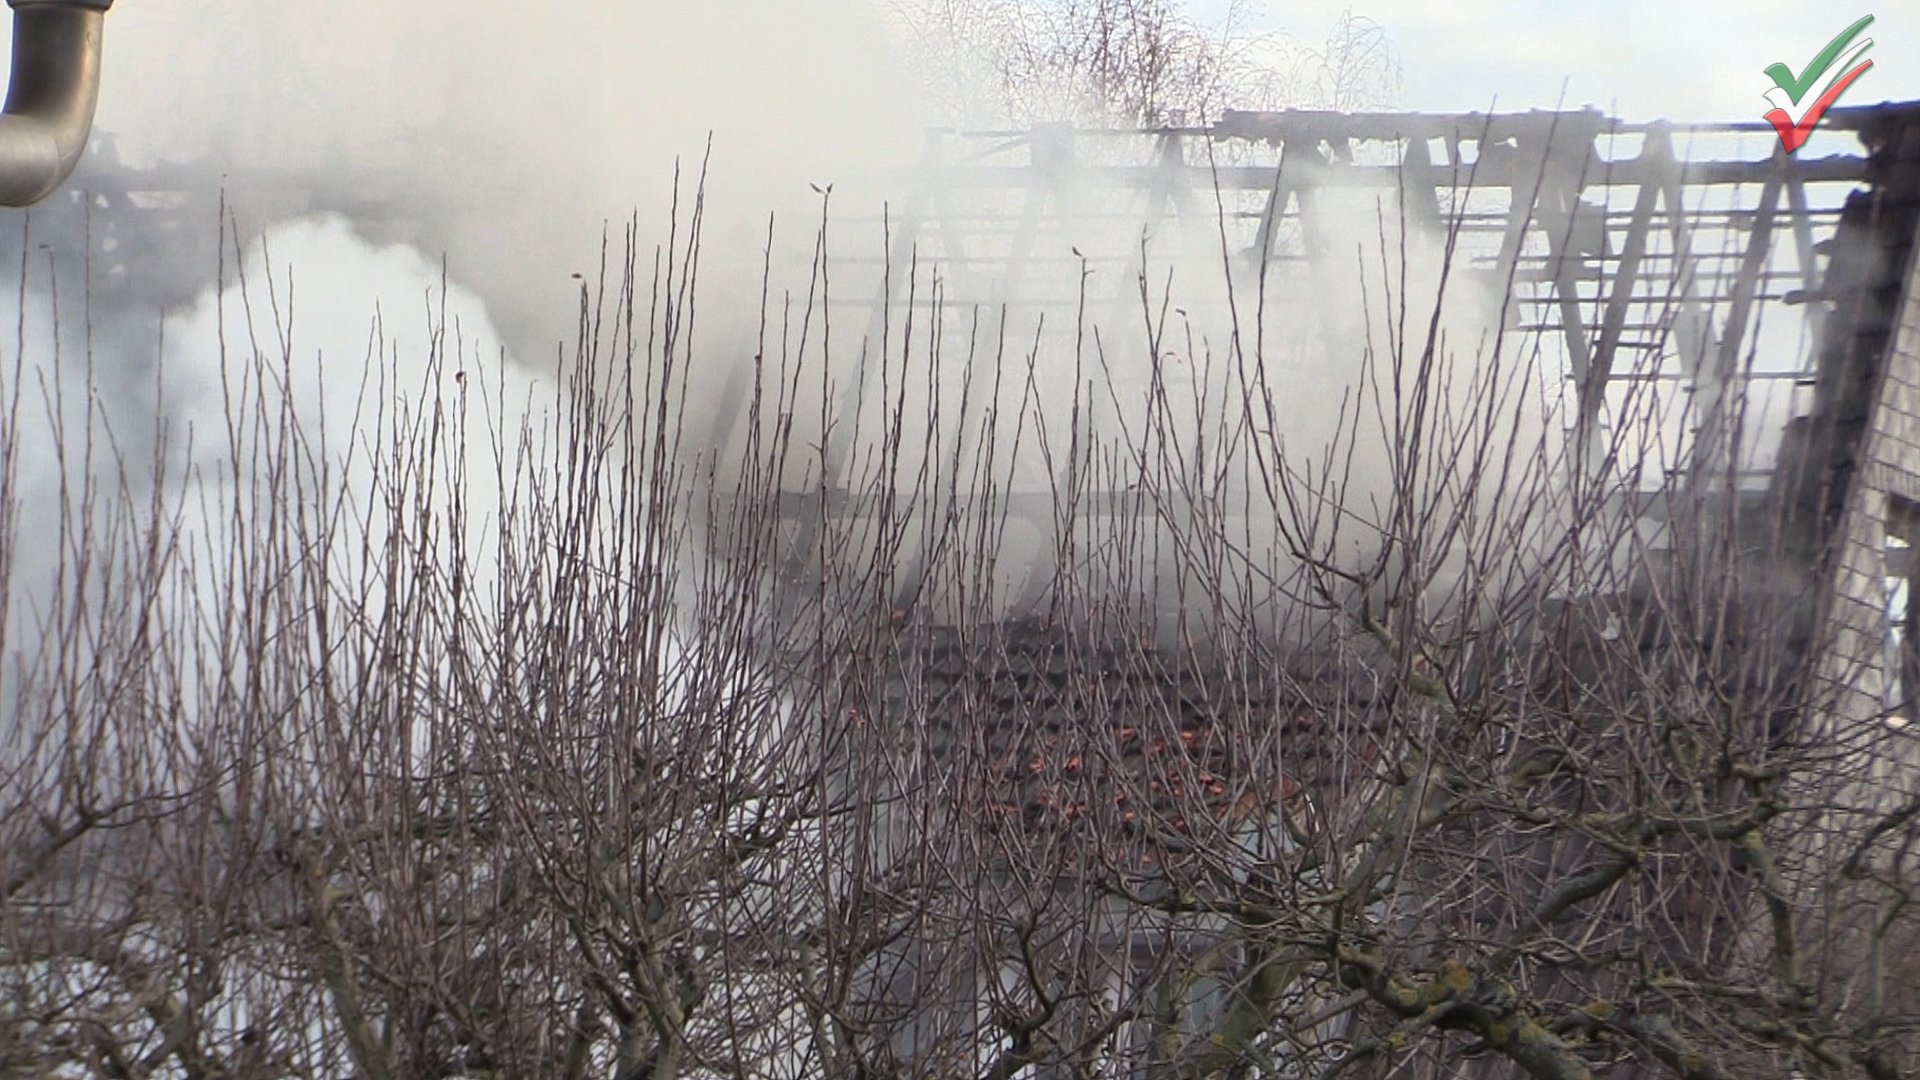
left=85, top=2, right=1920, bottom=131
left=13, top=2, right=1904, bottom=180
left=1224, top=1, right=1917, bottom=121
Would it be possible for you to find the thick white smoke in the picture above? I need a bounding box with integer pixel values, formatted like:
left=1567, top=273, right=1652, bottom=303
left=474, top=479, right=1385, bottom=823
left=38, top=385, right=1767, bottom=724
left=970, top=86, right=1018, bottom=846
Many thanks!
left=0, top=216, right=549, bottom=727
left=0, top=1, right=1593, bottom=655
left=160, top=213, right=549, bottom=564
left=88, top=0, right=922, bottom=365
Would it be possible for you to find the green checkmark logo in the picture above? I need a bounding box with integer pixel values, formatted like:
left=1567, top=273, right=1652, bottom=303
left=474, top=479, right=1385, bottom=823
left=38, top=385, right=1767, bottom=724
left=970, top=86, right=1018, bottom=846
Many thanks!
left=1764, top=14, right=1874, bottom=105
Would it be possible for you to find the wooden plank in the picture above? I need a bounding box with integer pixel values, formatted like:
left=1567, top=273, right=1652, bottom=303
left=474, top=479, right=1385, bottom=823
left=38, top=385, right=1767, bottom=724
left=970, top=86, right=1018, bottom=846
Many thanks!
left=1693, top=152, right=1785, bottom=485
left=1582, top=125, right=1673, bottom=442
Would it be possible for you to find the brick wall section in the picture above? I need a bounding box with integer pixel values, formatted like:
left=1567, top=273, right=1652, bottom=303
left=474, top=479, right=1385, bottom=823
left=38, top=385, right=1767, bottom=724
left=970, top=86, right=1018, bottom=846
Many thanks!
left=1811, top=113, right=1920, bottom=728
left=1883, top=356, right=1920, bottom=720
left=1867, top=286, right=1920, bottom=505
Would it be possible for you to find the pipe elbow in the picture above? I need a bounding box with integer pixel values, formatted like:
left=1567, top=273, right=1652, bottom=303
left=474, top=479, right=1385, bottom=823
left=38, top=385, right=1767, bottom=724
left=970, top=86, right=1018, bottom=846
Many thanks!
left=0, top=0, right=112, bottom=207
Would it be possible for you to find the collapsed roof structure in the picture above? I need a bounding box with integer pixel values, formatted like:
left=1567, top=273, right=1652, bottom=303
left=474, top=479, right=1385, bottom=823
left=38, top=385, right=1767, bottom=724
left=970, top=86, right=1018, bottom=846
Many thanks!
left=745, top=102, right=1920, bottom=1076
left=11, top=93, right=1920, bottom=1078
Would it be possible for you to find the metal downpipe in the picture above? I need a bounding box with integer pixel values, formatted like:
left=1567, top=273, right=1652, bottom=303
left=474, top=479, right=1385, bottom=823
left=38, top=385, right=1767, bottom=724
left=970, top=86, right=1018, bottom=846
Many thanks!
left=0, top=0, right=111, bottom=207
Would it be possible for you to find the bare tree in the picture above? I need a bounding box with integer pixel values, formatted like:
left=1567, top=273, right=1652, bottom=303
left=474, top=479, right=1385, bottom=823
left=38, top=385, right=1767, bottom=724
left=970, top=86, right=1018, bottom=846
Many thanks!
left=886, top=0, right=1401, bottom=128
left=3, top=121, right=1919, bottom=1080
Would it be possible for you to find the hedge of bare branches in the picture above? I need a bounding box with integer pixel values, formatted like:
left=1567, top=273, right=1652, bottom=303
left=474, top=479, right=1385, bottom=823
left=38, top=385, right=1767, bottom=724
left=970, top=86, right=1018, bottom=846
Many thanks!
left=2, top=174, right=1918, bottom=1080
